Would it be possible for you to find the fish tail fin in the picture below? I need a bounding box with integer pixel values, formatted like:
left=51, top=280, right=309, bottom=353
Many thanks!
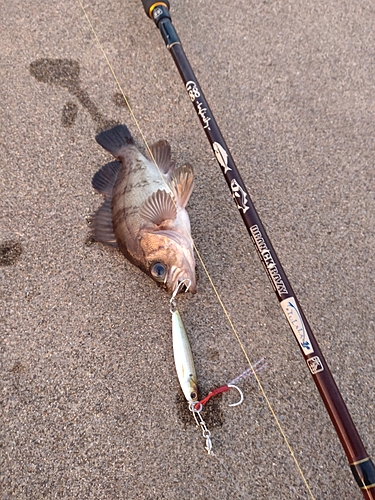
left=95, top=124, right=134, bottom=157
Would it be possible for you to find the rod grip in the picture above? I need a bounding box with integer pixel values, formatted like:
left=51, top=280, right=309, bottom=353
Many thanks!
left=141, top=0, right=170, bottom=18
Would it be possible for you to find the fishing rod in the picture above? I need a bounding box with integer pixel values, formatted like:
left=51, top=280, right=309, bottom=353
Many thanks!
left=140, top=0, right=375, bottom=497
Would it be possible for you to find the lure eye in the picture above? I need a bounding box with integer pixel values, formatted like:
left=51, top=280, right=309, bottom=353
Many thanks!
left=190, top=391, right=197, bottom=400
left=150, top=262, right=167, bottom=282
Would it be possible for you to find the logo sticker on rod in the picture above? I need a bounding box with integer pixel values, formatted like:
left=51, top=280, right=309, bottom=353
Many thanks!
left=186, top=81, right=211, bottom=130
left=307, top=356, right=324, bottom=374
left=213, top=142, right=231, bottom=173
left=231, top=179, right=250, bottom=213
left=250, top=225, right=288, bottom=296
left=280, top=297, right=314, bottom=355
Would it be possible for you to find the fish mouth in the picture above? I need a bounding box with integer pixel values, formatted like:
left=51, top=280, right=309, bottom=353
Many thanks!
left=175, top=279, right=197, bottom=295
left=170, top=269, right=197, bottom=295
left=178, top=282, right=190, bottom=293
left=144, top=229, right=196, bottom=294
left=172, top=279, right=191, bottom=295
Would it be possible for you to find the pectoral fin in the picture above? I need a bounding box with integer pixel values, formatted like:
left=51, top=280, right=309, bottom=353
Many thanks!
left=169, top=163, right=194, bottom=209
left=140, top=190, right=177, bottom=225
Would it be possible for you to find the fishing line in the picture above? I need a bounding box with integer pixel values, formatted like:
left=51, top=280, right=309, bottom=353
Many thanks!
left=77, top=2, right=316, bottom=497
left=78, top=0, right=174, bottom=197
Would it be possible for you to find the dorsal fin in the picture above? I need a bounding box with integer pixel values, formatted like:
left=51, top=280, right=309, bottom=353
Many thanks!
left=139, top=190, right=177, bottom=225
left=92, top=161, right=121, bottom=197
left=147, top=140, right=175, bottom=174
left=169, top=163, right=194, bottom=209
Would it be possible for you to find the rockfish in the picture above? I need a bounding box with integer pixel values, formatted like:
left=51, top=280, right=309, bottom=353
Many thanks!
left=91, top=124, right=196, bottom=294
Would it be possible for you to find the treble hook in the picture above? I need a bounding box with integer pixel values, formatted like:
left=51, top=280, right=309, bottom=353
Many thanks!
left=227, top=384, right=244, bottom=407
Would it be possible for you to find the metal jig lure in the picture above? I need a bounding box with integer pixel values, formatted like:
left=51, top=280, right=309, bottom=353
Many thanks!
left=170, top=281, right=248, bottom=454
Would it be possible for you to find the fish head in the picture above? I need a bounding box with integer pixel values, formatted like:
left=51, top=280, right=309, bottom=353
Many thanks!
left=140, top=229, right=196, bottom=294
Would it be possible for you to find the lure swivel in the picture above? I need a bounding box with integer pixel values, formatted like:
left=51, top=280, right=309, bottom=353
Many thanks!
left=189, top=401, right=213, bottom=455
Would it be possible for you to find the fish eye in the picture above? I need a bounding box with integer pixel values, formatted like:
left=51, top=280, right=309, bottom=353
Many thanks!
left=150, top=262, right=167, bottom=282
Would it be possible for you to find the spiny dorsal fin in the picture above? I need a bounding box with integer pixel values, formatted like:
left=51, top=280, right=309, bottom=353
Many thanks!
left=92, top=161, right=121, bottom=197
left=139, top=189, right=177, bottom=225
left=91, top=198, right=118, bottom=248
left=169, top=163, right=194, bottom=209
left=147, top=140, right=175, bottom=174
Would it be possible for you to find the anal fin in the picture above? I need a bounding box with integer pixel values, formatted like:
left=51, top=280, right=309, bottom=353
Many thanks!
left=92, top=161, right=121, bottom=197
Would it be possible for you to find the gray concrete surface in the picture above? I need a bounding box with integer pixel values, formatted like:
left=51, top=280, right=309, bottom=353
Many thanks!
left=1, top=0, right=374, bottom=498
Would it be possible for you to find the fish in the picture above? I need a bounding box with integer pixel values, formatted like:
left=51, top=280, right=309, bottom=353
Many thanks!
left=91, top=124, right=196, bottom=294
left=171, top=306, right=198, bottom=402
